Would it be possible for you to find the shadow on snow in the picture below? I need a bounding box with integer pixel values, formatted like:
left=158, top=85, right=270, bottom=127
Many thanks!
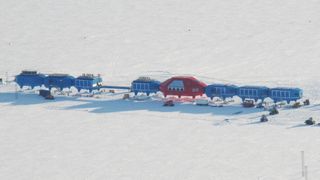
left=63, top=98, right=262, bottom=116
left=0, top=92, right=72, bottom=105
left=0, top=92, right=263, bottom=116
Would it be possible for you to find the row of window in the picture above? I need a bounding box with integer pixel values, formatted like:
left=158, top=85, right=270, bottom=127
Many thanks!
left=209, top=89, right=297, bottom=98
left=75, top=80, right=93, bottom=87
left=168, top=87, right=185, bottom=91
left=133, top=83, right=151, bottom=90
left=239, top=89, right=258, bottom=96
left=211, top=87, right=226, bottom=94
left=271, top=91, right=291, bottom=98
left=167, top=88, right=201, bottom=92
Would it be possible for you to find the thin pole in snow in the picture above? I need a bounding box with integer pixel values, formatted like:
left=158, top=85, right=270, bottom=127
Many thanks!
left=15, top=84, right=18, bottom=100
left=5, top=72, right=8, bottom=84
left=305, top=166, right=308, bottom=180
left=301, top=151, right=305, bottom=177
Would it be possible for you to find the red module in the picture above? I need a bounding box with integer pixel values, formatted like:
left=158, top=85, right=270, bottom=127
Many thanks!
left=160, top=76, right=207, bottom=98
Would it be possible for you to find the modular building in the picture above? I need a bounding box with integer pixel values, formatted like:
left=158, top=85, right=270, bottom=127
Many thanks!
left=160, top=76, right=207, bottom=98
left=269, top=87, right=303, bottom=103
left=131, top=77, right=161, bottom=96
left=205, top=84, right=238, bottom=100
left=15, top=70, right=46, bottom=89
left=74, top=74, right=102, bottom=92
left=237, top=86, right=270, bottom=101
left=44, top=74, right=75, bottom=90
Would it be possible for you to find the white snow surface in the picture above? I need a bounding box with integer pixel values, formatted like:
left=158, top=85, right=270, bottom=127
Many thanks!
left=1, top=0, right=320, bottom=179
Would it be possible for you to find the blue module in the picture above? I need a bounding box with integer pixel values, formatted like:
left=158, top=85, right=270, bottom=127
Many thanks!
left=205, top=84, right=238, bottom=100
left=74, top=74, right=103, bottom=92
left=237, top=86, right=270, bottom=101
left=269, top=87, right=303, bottom=103
left=15, top=70, right=46, bottom=89
left=44, top=74, right=75, bottom=90
left=131, top=77, right=161, bottom=96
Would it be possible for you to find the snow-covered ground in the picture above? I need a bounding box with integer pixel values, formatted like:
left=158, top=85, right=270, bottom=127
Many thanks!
left=1, top=0, right=320, bottom=179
